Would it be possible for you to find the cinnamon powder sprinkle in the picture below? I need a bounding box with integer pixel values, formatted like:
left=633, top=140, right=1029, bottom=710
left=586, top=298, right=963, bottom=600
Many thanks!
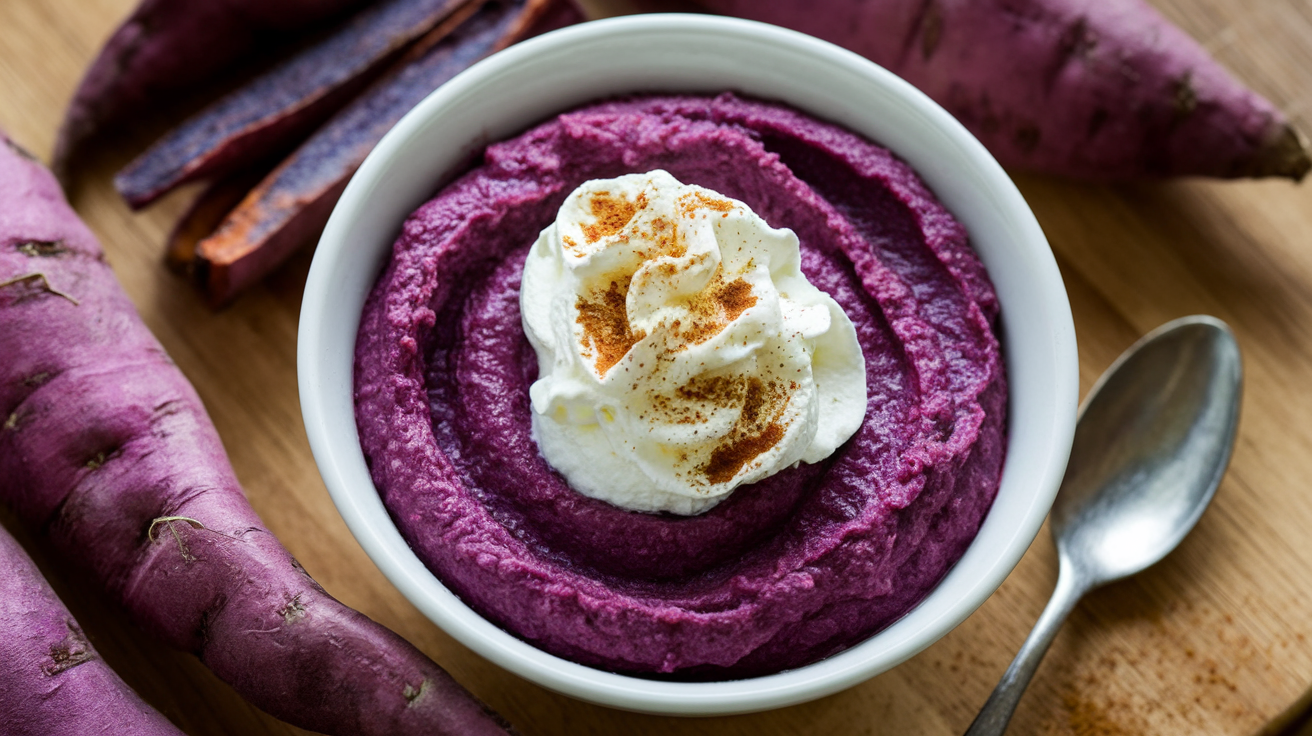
left=715, top=278, right=756, bottom=322
left=702, top=422, right=784, bottom=484
left=693, top=376, right=787, bottom=484
left=632, top=211, right=686, bottom=260
left=676, top=274, right=759, bottom=347
left=569, top=183, right=789, bottom=481
left=576, top=280, right=644, bottom=376
left=739, top=376, right=768, bottom=426
left=675, top=375, right=740, bottom=406
left=582, top=191, right=644, bottom=243
left=647, top=375, right=740, bottom=425
left=679, top=192, right=733, bottom=217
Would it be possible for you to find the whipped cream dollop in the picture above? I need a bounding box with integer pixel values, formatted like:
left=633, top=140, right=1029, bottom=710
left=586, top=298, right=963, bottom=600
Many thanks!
left=521, top=170, right=867, bottom=515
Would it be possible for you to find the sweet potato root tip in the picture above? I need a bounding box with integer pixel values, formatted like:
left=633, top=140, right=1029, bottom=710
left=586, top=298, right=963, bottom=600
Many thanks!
left=694, top=0, right=1304, bottom=180
left=1251, top=124, right=1311, bottom=181
left=147, top=515, right=206, bottom=540
left=115, top=0, right=478, bottom=209
left=147, top=516, right=207, bottom=562
left=0, top=274, right=80, bottom=305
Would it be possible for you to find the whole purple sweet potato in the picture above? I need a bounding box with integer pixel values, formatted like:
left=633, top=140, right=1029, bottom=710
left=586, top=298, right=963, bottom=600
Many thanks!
left=696, top=0, right=1310, bottom=180
left=0, top=131, right=514, bottom=735
left=0, top=522, right=185, bottom=736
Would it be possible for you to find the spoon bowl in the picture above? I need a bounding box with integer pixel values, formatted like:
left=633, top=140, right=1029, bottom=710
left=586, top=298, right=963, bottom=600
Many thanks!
left=1055, top=315, right=1243, bottom=584
left=966, top=315, right=1242, bottom=735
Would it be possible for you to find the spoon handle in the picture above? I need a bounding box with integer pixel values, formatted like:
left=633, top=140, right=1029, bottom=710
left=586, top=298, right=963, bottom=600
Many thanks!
left=963, top=558, right=1089, bottom=736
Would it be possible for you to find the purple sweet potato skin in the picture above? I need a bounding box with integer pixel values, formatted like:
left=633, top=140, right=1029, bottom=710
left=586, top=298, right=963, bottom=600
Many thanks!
left=697, top=0, right=1309, bottom=179
left=114, top=0, right=475, bottom=209
left=54, top=0, right=369, bottom=177
left=194, top=0, right=585, bottom=306
left=0, top=523, right=184, bottom=736
left=0, top=132, right=514, bottom=735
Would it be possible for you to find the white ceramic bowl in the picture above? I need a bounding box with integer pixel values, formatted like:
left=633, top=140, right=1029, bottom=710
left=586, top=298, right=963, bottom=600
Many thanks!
left=299, top=13, right=1078, bottom=717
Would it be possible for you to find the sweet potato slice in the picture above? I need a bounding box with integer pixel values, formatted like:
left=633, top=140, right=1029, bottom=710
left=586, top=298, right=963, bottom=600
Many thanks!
left=695, top=0, right=1310, bottom=180
left=53, top=0, right=369, bottom=180
left=0, top=522, right=185, bottom=736
left=165, top=171, right=268, bottom=273
left=193, top=0, right=585, bottom=307
left=0, top=131, right=514, bottom=735
left=115, top=0, right=478, bottom=209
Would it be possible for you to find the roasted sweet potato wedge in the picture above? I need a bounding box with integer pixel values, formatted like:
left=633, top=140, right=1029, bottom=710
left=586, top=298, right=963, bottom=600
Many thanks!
left=193, top=0, right=585, bottom=307
left=115, top=0, right=478, bottom=209
left=54, top=0, right=367, bottom=181
left=165, top=170, right=269, bottom=273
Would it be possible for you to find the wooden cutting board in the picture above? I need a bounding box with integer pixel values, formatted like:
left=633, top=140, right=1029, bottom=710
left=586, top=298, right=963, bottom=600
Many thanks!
left=2, top=0, right=1310, bottom=733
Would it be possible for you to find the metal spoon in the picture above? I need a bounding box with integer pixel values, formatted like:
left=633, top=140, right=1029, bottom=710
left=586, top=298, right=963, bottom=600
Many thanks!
left=965, top=315, right=1243, bottom=736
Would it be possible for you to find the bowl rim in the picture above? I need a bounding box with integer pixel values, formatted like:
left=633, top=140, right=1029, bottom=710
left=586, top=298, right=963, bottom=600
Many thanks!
left=298, top=12, right=1078, bottom=716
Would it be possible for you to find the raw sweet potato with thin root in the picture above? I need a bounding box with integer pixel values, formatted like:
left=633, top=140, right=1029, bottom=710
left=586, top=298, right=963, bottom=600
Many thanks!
left=115, top=0, right=477, bottom=209
left=0, top=132, right=515, bottom=736
left=696, top=0, right=1310, bottom=180
left=54, top=0, right=369, bottom=179
left=193, top=0, right=584, bottom=306
left=0, top=522, right=184, bottom=736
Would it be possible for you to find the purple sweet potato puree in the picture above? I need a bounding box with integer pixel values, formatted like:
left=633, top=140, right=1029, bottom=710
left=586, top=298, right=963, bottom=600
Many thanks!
left=354, top=93, right=1007, bottom=678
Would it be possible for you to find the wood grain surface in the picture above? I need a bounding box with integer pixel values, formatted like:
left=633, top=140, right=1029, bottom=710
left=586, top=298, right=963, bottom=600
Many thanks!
left=2, top=0, right=1310, bottom=734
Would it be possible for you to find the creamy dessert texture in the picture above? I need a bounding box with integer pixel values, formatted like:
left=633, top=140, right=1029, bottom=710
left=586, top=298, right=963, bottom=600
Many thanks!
left=522, top=170, right=867, bottom=515
left=353, top=93, right=1007, bottom=678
